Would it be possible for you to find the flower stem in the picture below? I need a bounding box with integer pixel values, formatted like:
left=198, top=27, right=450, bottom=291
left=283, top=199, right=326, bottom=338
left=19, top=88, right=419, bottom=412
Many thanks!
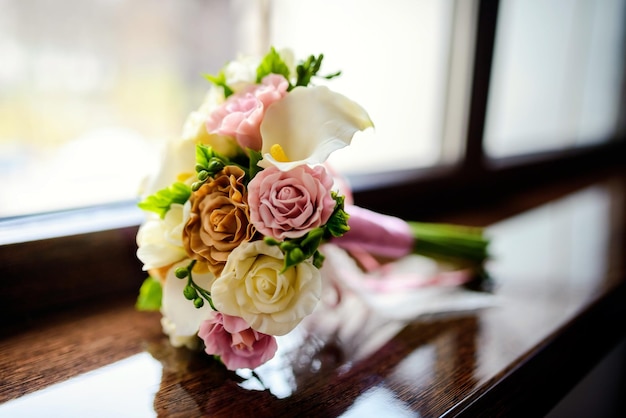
left=407, top=221, right=490, bottom=266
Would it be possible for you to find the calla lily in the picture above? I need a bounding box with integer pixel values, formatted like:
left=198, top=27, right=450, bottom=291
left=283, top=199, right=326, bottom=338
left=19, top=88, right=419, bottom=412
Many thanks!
left=259, top=86, right=373, bottom=170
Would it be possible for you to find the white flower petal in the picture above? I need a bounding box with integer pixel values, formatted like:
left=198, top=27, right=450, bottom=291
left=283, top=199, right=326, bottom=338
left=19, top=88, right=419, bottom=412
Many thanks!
left=136, top=203, right=189, bottom=271
left=259, top=86, right=373, bottom=170
left=161, top=261, right=215, bottom=338
left=141, top=136, right=196, bottom=197
left=136, top=219, right=187, bottom=271
left=211, top=240, right=322, bottom=336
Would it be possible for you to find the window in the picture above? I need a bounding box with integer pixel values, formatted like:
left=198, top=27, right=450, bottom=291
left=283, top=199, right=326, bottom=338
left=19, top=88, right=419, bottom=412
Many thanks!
left=484, top=0, right=626, bottom=157
left=0, top=0, right=465, bottom=219
left=1, top=0, right=625, bottom=309
left=268, top=0, right=460, bottom=174
left=0, top=0, right=253, bottom=218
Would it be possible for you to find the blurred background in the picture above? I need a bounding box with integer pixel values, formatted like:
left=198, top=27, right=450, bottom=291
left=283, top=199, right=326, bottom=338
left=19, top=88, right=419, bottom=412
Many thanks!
left=1, top=0, right=624, bottom=218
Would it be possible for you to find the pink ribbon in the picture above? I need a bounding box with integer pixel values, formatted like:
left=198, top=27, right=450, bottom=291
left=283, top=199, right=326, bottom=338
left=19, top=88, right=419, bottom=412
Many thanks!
left=331, top=204, right=415, bottom=261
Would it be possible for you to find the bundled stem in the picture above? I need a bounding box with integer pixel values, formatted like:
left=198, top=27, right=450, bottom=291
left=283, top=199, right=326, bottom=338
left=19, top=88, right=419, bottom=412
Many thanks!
left=408, top=221, right=490, bottom=267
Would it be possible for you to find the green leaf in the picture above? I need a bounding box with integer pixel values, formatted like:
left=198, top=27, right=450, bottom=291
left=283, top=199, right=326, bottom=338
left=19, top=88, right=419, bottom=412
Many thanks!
left=256, top=47, right=290, bottom=83
left=138, top=182, right=191, bottom=218
left=294, top=53, right=341, bottom=88
left=196, top=144, right=217, bottom=171
left=204, top=69, right=234, bottom=97
left=324, top=192, right=350, bottom=238
left=300, top=227, right=324, bottom=253
left=312, top=250, right=325, bottom=269
left=136, top=276, right=162, bottom=311
left=247, top=149, right=264, bottom=181
left=283, top=247, right=305, bottom=271
left=277, top=228, right=325, bottom=272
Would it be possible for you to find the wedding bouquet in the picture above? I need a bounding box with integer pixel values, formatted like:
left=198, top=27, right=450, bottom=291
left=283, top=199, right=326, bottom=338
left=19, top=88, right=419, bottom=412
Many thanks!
left=135, top=47, right=490, bottom=371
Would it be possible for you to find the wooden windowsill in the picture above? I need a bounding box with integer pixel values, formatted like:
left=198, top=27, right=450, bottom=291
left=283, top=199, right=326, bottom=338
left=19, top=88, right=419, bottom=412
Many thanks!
left=1, top=165, right=625, bottom=417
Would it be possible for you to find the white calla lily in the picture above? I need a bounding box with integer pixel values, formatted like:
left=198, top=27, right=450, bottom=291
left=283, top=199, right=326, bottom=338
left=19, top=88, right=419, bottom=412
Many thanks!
left=259, top=86, right=373, bottom=170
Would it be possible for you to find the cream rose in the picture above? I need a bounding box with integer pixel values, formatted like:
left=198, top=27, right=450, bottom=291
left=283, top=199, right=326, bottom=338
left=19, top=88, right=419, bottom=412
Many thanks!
left=222, top=55, right=259, bottom=93
left=211, top=241, right=322, bottom=336
left=136, top=203, right=188, bottom=271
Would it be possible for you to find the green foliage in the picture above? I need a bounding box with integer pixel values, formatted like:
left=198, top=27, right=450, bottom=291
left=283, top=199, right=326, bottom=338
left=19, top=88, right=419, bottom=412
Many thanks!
left=194, top=144, right=262, bottom=188
left=324, top=192, right=350, bottom=238
left=175, top=260, right=216, bottom=311
left=138, top=182, right=191, bottom=218
left=192, top=144, right=227, bottom=190
left=136, top=276, right=162, bottom=311
left=294, top=53, right=341, bottom=89
left=204, top=69, right=234, bottom=98
left=264, top=191, right=350, bottom=272
left=256, top=47, right=291, bottom=83
left=204, top=47, right=342, bottom=100
left=195, top=144, right=224, bottom=172
left=247, top=149, right=264, bottom=181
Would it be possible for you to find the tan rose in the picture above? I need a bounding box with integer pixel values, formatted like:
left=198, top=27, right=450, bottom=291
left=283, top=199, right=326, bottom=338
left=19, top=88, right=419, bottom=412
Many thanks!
left=183, top=166, right=255, bottom=275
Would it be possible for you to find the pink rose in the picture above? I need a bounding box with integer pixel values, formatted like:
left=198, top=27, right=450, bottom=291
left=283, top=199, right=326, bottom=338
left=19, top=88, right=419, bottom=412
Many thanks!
left=199, top=312, right=278, bottom=370
left=248, top=165, right=336, bottom=240
left=206, top=74, right=289, bottom=151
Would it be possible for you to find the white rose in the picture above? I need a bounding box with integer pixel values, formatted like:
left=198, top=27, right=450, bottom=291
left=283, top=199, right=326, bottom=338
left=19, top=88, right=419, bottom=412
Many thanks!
left=211, top=240, right=322, bottom=336
left=161, top=260, right=215, bottom=340
left=136, top=203, right=188, bottom=271
left=224, top=54, right=259, bottom=93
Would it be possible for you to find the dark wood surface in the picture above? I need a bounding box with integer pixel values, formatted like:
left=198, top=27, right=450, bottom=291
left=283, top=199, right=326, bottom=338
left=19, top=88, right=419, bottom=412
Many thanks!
left=1, top=168, right=625, bottom=417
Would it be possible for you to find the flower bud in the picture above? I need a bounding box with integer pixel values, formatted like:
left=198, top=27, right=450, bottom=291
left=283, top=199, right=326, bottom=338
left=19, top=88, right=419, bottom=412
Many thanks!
left=263, top=236, right=280, bottom=246
left=183, top=285, right=198, bottom=300
left=174, top=267, right=189, bottom=279
left=197, top=170, right=209, bottom=181
left=286, top=247, right=305, bottom=265
left=208, top=158, right=224, bottom=172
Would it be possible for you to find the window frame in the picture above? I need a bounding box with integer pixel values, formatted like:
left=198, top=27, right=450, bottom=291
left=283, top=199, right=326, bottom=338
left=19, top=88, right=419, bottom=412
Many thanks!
left=1, top=0, right=625, bottom=323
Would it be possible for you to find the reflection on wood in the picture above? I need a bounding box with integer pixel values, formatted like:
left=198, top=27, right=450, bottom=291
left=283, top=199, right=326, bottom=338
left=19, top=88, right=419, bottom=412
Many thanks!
left=1, top=168, right=625, bottom=417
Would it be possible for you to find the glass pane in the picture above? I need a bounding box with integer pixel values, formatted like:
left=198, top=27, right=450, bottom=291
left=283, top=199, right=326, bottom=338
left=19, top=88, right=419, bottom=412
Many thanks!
left=267, top=0, right=455, bottom=175
left=0, top=0, right=242, bottom=218
left=484, top=0, right=626, bottom=158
